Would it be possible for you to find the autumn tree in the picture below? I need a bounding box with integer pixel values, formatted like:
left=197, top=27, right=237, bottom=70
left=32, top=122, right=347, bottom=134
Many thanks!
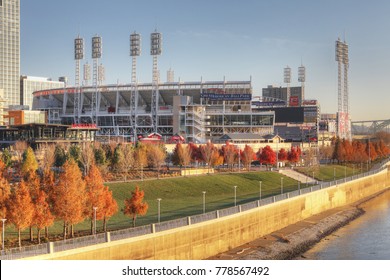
left=85, top=164, right=108, bottom=234
left=80, top=143, right=95, bottom=176
left=40, top=168, right=56, bottom=238
left=101, top=186, right=118, bottom=232
left=21, top=146, right=38, bottom=178
left=116, top=144, right=135, bottom=182
left=366, top=140, right=377, bottom=162
left=172, top=143, right=192, bottom=169
left=53, top=159, right=87, bottom=239
left=200, top=141, right=217, bottom=172
left=33, top=189, right=54, bottom=244
left=135, top=144, right=148, bottom=180
left=258, top=145, right=276, bottom=168
left=188, top=142, right=201, bottom=165
left=13, top=141, right=28, bottom=166
left=0, top=160, right=11, bottom=247
left=222, top=142, right=239, bottom=171
left=26, top=171, right=41, bottom=241
left=37, top=143, right=56, bottom=172
left=123, top=186, right=149, bottom=227
left=288, top=146, right=301, bottom=165
left=1, top=148, right=12, bottom=168
left=7, top=180, right=34, bottom=247
left=147, top=144, right=166, bottom=179
left=278, top=148, right=288, bottom=164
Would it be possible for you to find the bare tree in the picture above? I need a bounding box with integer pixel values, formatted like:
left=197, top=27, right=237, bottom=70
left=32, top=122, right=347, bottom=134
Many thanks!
left=147, top=144, right=166, bottom=179
left=36, top=144, right=56, bottom=172
left=13, top=141, right=28, bottom=165
left=80, top=143, right=95, bottom=176
left=117, top=144, right=135, bottom=182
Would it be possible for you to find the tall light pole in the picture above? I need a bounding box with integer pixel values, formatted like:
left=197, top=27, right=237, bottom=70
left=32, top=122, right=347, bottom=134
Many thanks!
left=93, top=207, right=98, bottom=235
left=234, top=186, right=237, bottom=206
left=281, top=177, right=284, bottom=194
left=259, top=181, right=262, bottom=200
left=157, top=198, right=162, bottom=223
left=202, top=191, right=206, bottom=214
left=298, top=175, right=301, bottom=192
left=1, top=219, right=6, bottom=252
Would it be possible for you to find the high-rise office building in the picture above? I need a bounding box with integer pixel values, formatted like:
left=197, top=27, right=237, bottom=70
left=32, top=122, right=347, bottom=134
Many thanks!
left=0, top=0, right=20, bottom=108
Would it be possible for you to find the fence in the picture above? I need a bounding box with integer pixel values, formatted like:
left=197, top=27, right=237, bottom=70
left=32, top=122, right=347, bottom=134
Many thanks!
left=1, top=161, right=388, bottom=260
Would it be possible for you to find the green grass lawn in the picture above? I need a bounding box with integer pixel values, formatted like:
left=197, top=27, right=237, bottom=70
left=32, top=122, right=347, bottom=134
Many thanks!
left=296, top=163, right=371, bottom=182
left=4, top=171, right=299, bottom=243
left=6, top=163, right=370, bottom=245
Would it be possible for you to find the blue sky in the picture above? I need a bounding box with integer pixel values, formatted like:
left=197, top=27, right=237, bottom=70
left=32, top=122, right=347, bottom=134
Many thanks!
left=21, top=0, right=390, bottom=121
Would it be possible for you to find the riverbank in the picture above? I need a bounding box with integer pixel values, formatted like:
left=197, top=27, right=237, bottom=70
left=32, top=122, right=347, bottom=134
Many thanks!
left=209, top=190, right=390, bottom=260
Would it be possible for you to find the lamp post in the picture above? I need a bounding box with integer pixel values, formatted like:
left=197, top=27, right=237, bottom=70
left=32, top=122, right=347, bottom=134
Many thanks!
left=93, top=207, right=98, bottom=235
left=281, top=177, right=284, bottom=194
left=202, top=191, right=206, bottom=214
left=157, top=198, right=162, bottom=223
left=259, top=181, right=262, bottom=200
left=1, top=219, right=6, bottom=252
left=298, top=174, right=300, bottom=192
left=234, top=186, right=237, bottom=206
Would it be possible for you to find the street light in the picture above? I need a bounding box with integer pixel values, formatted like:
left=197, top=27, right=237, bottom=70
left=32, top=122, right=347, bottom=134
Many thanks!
left=234, top=186, right=237, bottom=206
left=259, top=181, right=262, bottom=200
left=1, top=219, right=6, bottom=252
left=298, top=174, right=300, bottom=192
left=281, top=177, right=284, bottom=194
left=157, top=198, right=162, bottom=223
left=202, top=191, right=206, bottom=214
left=93, top=207, right=98, bottom=235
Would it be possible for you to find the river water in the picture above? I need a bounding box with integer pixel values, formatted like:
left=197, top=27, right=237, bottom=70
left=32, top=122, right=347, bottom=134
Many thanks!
left=302, top=190, right=390, bottom=260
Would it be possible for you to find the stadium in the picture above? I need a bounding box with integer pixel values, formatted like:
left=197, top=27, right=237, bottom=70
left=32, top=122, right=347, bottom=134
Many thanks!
left=32, top=80, right=275, bottom=143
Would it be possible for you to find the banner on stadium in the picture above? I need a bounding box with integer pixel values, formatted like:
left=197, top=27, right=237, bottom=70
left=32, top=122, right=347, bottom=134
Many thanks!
left=200, top=93, right=252, bottom=101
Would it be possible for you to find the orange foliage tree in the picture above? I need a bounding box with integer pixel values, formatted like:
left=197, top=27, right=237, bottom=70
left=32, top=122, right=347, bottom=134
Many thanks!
left=33, top=189, right=54, bottom=244
left=258, top=145, right=277, bottom=167
left=7, top=180, right=34, bottom=247
left=0, top=160, right=11, bottom=246
left=222, top=142, right=239, bottom=171
left=123, top=186, right=149, bottom=227
left=53, top=159, right=87, bottom=239
left=241, top=145, right=255, bottom=171
left=101, top=186, right=118, bottom=232
left=85, top=164, right=109, bottom=234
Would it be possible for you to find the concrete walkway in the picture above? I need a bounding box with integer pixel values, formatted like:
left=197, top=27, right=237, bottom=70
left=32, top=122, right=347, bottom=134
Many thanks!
left=279, top=169, right=317, bottom=184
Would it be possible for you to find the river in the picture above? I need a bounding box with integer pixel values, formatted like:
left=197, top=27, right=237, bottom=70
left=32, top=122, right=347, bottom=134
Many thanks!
left=302, top=190, right=390, bottom=260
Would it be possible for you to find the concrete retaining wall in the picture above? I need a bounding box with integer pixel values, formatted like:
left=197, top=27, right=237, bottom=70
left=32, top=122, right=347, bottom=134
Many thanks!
left=26, top=168, right=390, bottom=260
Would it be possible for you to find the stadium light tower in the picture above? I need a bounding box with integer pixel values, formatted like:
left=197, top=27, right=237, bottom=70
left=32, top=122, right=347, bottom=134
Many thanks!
left=92, top=35, right=102, bottom=124
left=74, top=36, right=84, bottom=123
left=284, top=66, right=291, bottom=106
left=150, top=30, right=162, bottom=133
left=335, top=38, right=351, bottom=140
left=83, top=62, right=91, bottom=86
left=130, top=32, right=141, bottom=140
left=298, top=65, right=306, bottom=105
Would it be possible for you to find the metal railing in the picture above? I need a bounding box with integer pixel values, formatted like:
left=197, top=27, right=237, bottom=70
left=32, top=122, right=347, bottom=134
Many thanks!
left=1, top=160, right=388, bottom=260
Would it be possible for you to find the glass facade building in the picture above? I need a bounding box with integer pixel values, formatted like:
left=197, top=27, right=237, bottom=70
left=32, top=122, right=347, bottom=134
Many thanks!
left=0, top=0, right=20, bottom=108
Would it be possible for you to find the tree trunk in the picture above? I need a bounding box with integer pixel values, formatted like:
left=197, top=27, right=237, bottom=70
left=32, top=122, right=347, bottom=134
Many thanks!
left=90, top=219, right=94, bottom=235
left=37, top=228, right=41, bottom=244
left=132, top=215, right=136, bottom=227
left=18, top=228, right=21, bottom=248
left=71, top=224, right=74, bottom=238
left=63, top=222, right=67, bottom=240
left=45, top=226, right=49, bottom=239
left=30, top=226, right=34, bottom=242
left=103, top=217, right=107, bottom=232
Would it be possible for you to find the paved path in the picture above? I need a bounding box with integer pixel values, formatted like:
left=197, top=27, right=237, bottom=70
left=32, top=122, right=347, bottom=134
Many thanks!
left=279, top=169, right=317, bottom=184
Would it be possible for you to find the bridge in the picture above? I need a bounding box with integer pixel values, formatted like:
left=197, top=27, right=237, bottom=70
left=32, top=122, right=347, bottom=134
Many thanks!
left=352, top=119, right=390, bottom=135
